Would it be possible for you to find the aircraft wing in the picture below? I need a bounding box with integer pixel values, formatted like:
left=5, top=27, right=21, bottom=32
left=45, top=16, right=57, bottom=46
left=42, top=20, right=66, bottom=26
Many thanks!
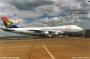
left=30, top=30, right=43, bottom=33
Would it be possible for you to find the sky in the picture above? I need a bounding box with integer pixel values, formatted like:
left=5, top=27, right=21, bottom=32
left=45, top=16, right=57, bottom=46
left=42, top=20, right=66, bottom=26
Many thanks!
left=0, top=0, right=90, bottom=37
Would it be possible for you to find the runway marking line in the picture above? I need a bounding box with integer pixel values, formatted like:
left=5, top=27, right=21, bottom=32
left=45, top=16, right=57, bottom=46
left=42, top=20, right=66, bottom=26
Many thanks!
left=42, top=45, right=55, bottom=59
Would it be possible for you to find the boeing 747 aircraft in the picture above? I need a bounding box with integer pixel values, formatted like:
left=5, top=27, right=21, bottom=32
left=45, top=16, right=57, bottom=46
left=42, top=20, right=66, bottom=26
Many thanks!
left=0, top=17, right=84, bottom=37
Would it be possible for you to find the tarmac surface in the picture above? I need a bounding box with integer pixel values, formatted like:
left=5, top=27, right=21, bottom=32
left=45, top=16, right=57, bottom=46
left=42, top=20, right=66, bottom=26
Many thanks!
left=0, top=37, right=90, bottom=59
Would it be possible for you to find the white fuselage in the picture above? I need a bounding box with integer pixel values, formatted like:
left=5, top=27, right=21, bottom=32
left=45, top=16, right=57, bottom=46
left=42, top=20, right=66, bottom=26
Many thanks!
left=4, top=25, right=84, bottom=36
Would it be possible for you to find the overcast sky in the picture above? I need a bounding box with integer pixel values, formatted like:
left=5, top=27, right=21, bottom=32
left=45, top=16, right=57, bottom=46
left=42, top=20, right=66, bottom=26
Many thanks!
left=0, top=0, right=90, bottom=37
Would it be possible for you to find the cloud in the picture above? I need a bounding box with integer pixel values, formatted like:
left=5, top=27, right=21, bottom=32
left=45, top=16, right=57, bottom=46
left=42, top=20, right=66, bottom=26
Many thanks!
left=11, top=0, right=54, bottom=10
left=0, top=0, right=89, bottom=18
left=28, top=16, right=85, bottom=27
left=9, top=0, right=89, bottom=17
left=0, top=0, right=89, bottom=25
left=0, top=0, right=81, bottom=17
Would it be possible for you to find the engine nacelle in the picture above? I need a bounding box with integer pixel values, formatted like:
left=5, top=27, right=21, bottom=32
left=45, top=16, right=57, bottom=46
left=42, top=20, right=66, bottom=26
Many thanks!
left=54, top=31, right=63, bottom=35
left=44, top=31, right=49, bottom=34
left=55, top=32, right=60, bottom=35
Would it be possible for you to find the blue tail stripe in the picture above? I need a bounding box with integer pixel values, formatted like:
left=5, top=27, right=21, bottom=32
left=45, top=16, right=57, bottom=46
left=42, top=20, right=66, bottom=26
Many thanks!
left=8, top=25, right=18, bottom=28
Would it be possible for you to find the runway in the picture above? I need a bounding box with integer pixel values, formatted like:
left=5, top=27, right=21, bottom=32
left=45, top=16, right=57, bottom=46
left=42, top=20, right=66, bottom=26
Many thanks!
left=0, top=37, right=90, bottom=59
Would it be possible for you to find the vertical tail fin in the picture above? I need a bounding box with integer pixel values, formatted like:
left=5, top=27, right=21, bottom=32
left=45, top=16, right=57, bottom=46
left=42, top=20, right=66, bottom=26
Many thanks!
left=1, top=17, right=18, bottom=28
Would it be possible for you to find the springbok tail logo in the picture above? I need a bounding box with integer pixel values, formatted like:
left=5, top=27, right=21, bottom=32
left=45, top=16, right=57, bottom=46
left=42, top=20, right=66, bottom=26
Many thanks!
left=1, top=17, right=18, bottom=28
